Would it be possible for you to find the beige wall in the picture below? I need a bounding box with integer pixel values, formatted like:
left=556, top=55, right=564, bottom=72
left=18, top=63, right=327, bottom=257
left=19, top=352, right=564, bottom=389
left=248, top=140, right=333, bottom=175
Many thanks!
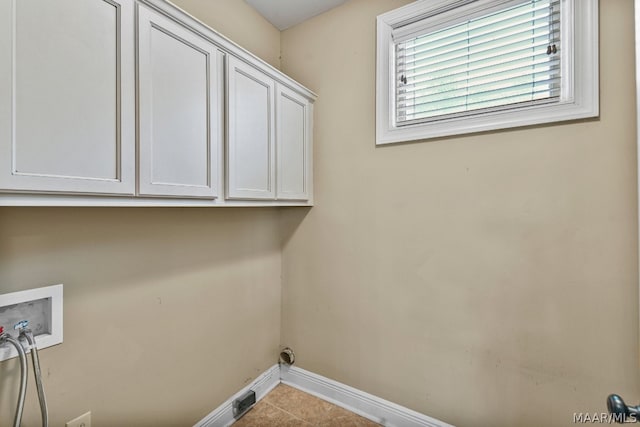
left=0, top=3, right=283, bottom=427
left=280, top=1, right=640, bottom=426
left=0, top=209, right=283, bottom=427
left=171, top=0, right=281, bottom=69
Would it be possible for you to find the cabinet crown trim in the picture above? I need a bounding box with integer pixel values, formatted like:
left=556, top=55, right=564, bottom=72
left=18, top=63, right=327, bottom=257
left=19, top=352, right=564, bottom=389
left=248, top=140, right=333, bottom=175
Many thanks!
left=141, top=0, right=317, bottom=101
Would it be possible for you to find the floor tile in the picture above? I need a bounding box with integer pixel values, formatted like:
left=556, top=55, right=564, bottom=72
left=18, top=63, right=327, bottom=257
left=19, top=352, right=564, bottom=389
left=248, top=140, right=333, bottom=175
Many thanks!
left=263, top=384, right=353, bottom=424
left=234, top=384, right=381, bottom=426
left=234, top=401, right=310, bottom=427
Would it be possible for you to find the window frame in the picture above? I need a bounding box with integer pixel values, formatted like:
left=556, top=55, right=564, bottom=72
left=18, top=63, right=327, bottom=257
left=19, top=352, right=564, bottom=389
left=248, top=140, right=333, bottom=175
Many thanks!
left=375, top=0, right=599, bottom=145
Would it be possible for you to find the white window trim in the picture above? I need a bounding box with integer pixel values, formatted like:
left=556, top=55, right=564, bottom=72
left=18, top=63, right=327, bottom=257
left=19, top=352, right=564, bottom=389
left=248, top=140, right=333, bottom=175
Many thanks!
left=376, top=0, right=599, bottom=145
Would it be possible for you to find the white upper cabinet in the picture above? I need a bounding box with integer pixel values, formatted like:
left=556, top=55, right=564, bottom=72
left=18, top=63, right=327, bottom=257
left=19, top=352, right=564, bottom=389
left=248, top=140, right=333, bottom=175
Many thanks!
left=276, top=84, right=311, bottom=201
left=226, top=56, right=276, bottom=200
left=137, top=5, right=221, bottom=198
left=227, top=62, right=313, bottom=202
left=0, top=0, right=315, bottom=206
left=0, top=0, right=135, bottom=195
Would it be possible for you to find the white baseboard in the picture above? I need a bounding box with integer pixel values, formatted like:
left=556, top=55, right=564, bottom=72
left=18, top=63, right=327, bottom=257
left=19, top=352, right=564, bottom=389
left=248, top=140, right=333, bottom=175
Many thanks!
left=280, top=365, right=454, bottom=427
left=194, top=363, right=454, bottom=427
left=194, top=364, right=280, bottom=427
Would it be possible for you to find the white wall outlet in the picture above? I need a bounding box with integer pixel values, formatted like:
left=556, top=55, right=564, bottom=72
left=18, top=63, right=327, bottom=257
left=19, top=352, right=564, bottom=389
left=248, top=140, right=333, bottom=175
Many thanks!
left=66, top=411, right=91, bottom=427
left=0, top=284, right=63, bottom=362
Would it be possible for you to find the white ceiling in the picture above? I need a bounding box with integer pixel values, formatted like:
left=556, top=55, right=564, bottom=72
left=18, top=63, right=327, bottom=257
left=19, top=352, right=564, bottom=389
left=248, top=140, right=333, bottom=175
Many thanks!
left=244, top=0, right=349, bottom=30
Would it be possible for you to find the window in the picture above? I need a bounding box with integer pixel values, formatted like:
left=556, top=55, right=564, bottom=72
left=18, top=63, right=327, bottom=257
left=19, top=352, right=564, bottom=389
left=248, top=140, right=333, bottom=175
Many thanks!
left=376, top=0, right=598, bottom=145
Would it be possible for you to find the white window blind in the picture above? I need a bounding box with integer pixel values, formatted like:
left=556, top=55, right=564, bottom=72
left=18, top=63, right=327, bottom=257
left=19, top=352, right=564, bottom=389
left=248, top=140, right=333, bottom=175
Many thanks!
left=395, top=0, right=561, bottom=125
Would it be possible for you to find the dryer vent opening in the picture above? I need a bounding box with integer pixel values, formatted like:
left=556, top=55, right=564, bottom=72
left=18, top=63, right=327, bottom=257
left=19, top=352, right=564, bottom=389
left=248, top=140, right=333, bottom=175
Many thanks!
left=279, top=347, right=295, bottom=365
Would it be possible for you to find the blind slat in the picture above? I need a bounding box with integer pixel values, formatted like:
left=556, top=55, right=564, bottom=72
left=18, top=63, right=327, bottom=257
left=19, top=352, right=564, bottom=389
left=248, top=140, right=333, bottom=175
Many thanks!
left=397, top=20, right=559, bottom=72
left=398, top=78, right=561, bottom=113
left=402, top=52, right=558, bottom=87
left=394, top=0, right=562, bottom=124
left=395, top=0, right=559, bottom=51
left=398, top=57, right=560, bottom=94
left=398, top=68, right=560, bottom=104
left=397, top=12, right=559, bottom=63
left=399, top=37, right=555, bottom=80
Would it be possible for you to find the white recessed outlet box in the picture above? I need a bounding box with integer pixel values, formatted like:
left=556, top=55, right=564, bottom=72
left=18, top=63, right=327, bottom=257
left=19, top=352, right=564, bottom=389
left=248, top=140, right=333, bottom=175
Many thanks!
left=0, top=284, right=63, bottom=362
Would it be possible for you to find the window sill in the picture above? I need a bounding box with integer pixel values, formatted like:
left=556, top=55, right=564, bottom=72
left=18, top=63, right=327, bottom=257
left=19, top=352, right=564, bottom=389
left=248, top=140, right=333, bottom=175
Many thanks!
left=376, top=96, right=599, bottom=145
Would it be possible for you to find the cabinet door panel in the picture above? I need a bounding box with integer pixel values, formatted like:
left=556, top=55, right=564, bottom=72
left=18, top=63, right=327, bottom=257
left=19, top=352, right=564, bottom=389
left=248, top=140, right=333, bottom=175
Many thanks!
left=227, top=56, right=275, bottom=200
left=138, top=5, right=220, bottom=198
left=0, top=0, right=135, bottom=194
left=276, top=84, right=310, bottom=201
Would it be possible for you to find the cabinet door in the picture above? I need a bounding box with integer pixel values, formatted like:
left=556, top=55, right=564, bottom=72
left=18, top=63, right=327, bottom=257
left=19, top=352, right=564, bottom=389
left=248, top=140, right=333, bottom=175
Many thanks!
left=0, top=0, right=135, bottom=194
left=137, top=5, right=221, bottom=199
left=276, top=84, right=311, bottom=201
left=226, top=56, right=276, bottom=200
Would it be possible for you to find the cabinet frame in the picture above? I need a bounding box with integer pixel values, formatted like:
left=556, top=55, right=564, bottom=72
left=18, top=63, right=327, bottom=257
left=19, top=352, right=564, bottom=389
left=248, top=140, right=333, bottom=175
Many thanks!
left=0, top=0, right=136, bottom=195
left=276, top=83, right=312, bottom=201
left=137, top=4, right=222, bottom=199
left=226, top=56, right=276, bottom=200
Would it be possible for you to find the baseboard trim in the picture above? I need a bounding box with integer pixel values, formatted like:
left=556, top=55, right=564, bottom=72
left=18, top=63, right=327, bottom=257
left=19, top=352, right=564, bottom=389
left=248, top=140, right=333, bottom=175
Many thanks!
left=280, top=365, right=454, bottom=427
left=194, top=363, right=454, bottom=427
left=194, top=364, right=280, bottom=427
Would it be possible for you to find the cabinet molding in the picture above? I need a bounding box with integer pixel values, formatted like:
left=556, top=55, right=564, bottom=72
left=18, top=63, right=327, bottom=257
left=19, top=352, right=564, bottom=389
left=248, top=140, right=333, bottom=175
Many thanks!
left=276, top=84, right=312, bottom=201
left=226, top=56, right=276, bottom=200
left=0, top=0, right=136, bottom=195
left=138, top=0, right=316, bottom=102
left=137, top=4, right=222, bottom=198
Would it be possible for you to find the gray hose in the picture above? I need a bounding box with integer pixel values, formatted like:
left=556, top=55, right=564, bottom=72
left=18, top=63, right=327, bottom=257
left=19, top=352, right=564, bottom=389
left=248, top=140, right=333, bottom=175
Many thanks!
left=1, top=335, right=28, bottom=427
left=23, top=331, right=48, bottom=427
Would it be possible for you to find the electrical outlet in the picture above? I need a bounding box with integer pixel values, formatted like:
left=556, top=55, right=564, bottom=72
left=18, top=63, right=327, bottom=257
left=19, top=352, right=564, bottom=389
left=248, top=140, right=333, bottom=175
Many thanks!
left=66, top=411, right=91, bottom=427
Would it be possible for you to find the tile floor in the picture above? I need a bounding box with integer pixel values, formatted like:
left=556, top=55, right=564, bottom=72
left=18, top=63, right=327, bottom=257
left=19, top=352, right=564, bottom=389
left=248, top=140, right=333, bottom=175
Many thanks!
left=233, top=383, right=381, bottom=426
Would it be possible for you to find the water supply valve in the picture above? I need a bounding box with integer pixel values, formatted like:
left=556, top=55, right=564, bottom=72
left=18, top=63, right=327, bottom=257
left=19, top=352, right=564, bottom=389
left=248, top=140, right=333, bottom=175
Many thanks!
left=14, top=320, right=29, bottom=331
